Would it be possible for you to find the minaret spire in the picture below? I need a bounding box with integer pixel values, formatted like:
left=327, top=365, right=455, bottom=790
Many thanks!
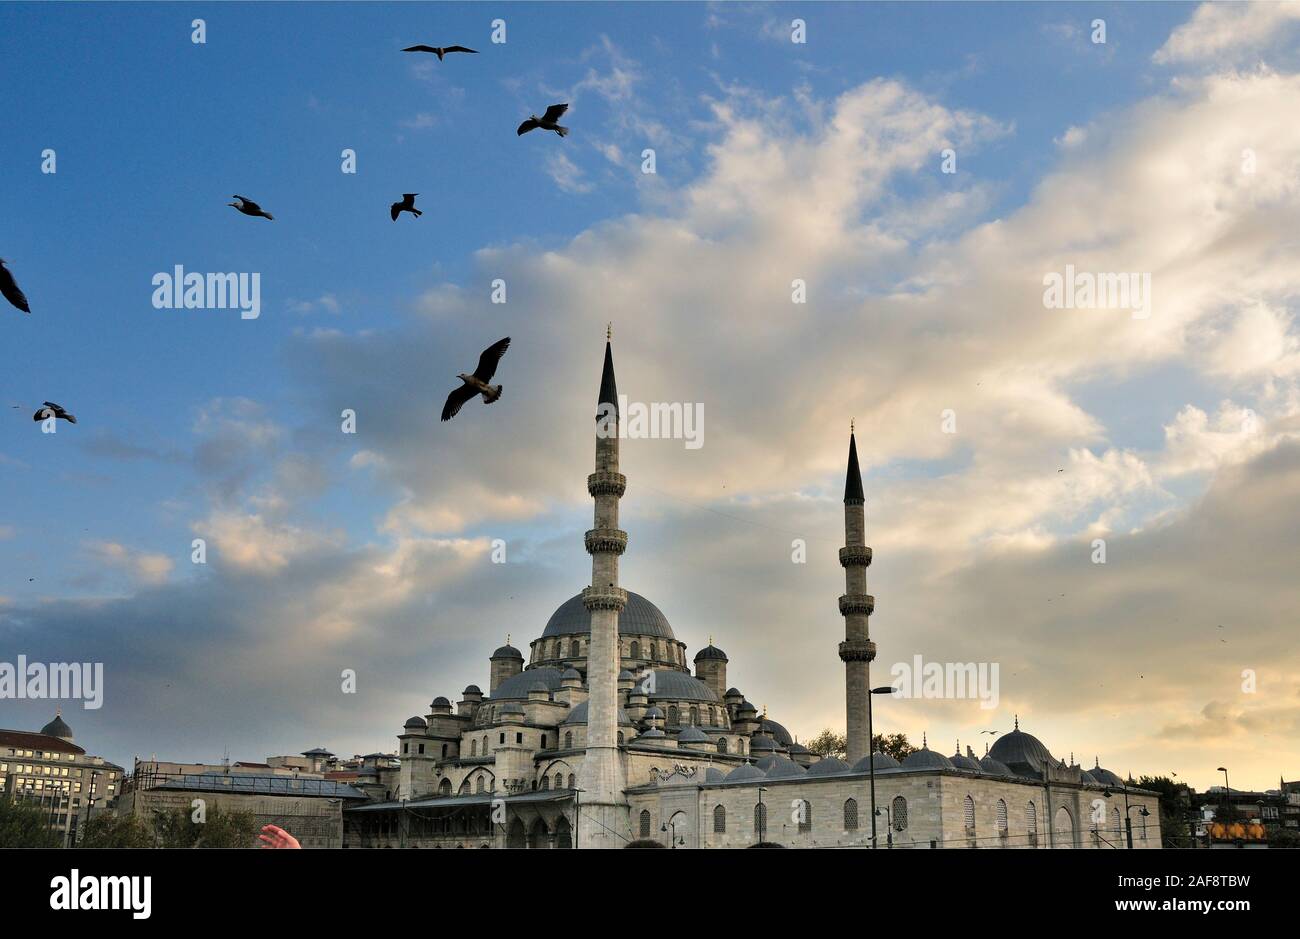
left=838, top=426, right=876, bottom=765
left=577, top=332, right=630, bottom=846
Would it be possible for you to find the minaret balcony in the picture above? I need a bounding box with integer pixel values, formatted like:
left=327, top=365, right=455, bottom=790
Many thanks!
left=838, top=593, right=875, bottom=616
left=587, top=471, right=627, bottom=497
left=839, top=545, right=873, bottom=568
left=584, top=528, right=628, bottom=555
left=582, top=585, right=628, bottom=612
left=838, top=639, right=877, bottom=663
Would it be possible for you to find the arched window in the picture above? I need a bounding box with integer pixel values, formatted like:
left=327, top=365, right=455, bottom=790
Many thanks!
left=570, top=639, right=579, bottom=657
left=652, top=643, right=659, bottom=661
left=630, top=640, right=640, bottom=658
left=1026, top=801, right=1038, bottom=847
left=1111, top=807, right=1121, bottom=838
left=737, top=738, right=745, bottom=754
left=540, top=776, right=549, bottom=790
left=564, top=731, right=573, bottom=749
left=798, top=799, right=812, bottom=833
left=617, top=731, right=625, bottom=745
left=555, top=773, right=563, bottom=790
left=441, top=743, right=448, bottom=757
left=688, top=707, right=699, bottom=726
left=996, top=799, right=1008, bottom=835
left=667, top=706, right=679, bottom=726
left=568, top=774, right=575, bottom=789
left=717, top=738, right=728, bottom=754
left=708, top=708, right=717, bottom=726
left=713, top=804, right=726, bottom=833
left=844, top=798, right=859, bottom=831
left=438, top=778, right=452, bottom=796
left=754, top=803, right=768, bottom=839
left=475, top=775, right=485, bottom=793
left=892, top=795, right=908, bottom=831
left=470, top=739, right=478, bottom=756
left=963, top=795, right=976, bottom=831
left=482, top=735, right=488, bottom=753
left=639, top=810, right=651, bottom=839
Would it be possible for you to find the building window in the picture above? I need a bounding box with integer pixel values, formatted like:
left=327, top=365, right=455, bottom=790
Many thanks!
left=713, top=804, right=726, bottom=833
left=717, top=738, right=728, bottom=754
left=667, top=706, right=679, bottom=726
left=541, top=735, right=547, bottom=749
left=540, top=776, right=549, bottom=790
left=754, top=803, right=767, bottom=839
left=555, top=773, right=563, bottom=789
left=997, top=799, right=1008, bottom=837
left=844, top=798, right=859, bottom=831
left=1111, top=807, right=1121, bottom=838
left=798, top=800, right=812, bottom=833
left=688, top=707, right=699, bottom=726
left=571, top=640, right=580, bottom=657
left=499, top=733, right=505, bottom=745
left=568, top=774, right=575, bottom=789
left=564, top=732, right=573, bottom=749
left=964, top=795, right=975, bottom=830
left=475, top=775, right=485, bottom=793
left=470, top=739, right=477, bottom=756
left=630, top=640, right=640, bottom=658
left=1026, top=801, right=1038, bottom=847
left=639, top=810, right=651, bottom=839
left=516, top=733, right=523, bottom=744
left=617, top=731, right=625, bottom=745
left=402, top=743, right=408, bottom=754
left=441, top=744, right=448, bottom=757
left=892, top=796, right=908, bottom=831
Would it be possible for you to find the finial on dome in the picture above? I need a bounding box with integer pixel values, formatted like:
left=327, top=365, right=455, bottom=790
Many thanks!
left=1095, top=755, right=1100, bottom=769
left=506, top=633, right=510, bottom=645
left=708, top=634, right=713, bottom=646
left=922, top=731, right=928, bottom=749
left=851, top=418, right=855, bottom=434
left=1014, top=714, right=1019, bottom=731
left=606, top=322, right=612, bottom=341
left=762, top=703, right=768, bottom=718
left=985, top=742, right=989, bottom=756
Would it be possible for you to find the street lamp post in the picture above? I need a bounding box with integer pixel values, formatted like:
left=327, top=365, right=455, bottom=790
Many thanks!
left=866, top=685, right=893, bottom=849
left=660, top=820, right=684, bottom=848
left=1105, top=781, right=1151, bottom=849
left=1216, top=766, right=1231, bottom=822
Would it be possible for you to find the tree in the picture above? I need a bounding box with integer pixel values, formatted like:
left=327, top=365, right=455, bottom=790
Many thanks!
left=806, top=729, right=916, bottom=762
left=79, top=813, right=156, bottom=848
left=0, top=795, right=62, bottom=847
left=874, top=733, right=916, bottom=762
left=151, top=805, right=259, bottom=848
left=807, top=729, right=845, bottom=759
left=1135, top=775, right=1194, bottom=848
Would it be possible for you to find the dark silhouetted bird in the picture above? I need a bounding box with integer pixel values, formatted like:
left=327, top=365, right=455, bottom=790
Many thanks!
left=33, top=401, right=76, bottom=424
left=402, top=44, right=478, bottom=60
left=442, top=337, right=511, bottom=422
left=229, top=195, right=274, bottom=220
left=0, top=259, right=30, bottom=313
left=517, top=103, right=569, bottom=137
left=391, top=193, right=422, bottom=221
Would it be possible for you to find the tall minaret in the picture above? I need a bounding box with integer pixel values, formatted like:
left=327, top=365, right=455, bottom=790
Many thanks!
left=838, top=423, right=877, bottom=765
left=577, top=326, right=630, bottom=846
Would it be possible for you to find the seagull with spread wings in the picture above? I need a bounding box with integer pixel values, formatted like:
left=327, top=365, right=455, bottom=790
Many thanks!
left=402, top=44, right=478, bottom=60
left=391, top=193, right=422, bottom=221
left=442, top=337, right=511, bottom=422
left=229, top=195, right=274, bottom=220
left=517, top=103, right=569, bottom=138
left=0, top=259, right=30, bottom=313
left=33, top=401, right=76, bottom=424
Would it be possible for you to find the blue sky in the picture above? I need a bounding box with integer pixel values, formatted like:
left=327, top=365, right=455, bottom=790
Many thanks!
left=3, top=2, right=1300, bottom=792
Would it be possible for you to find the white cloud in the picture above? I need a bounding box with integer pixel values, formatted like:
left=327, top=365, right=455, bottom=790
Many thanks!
left=1155, top=2, right=1300, bottom=65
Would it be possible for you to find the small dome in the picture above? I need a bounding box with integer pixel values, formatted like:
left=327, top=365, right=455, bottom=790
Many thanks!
left=749, top=734, right=780, bottom=752
left=725, top=687, right=743, bottom=697
left=618, top=669, right=634, bottom=681
left=677, top=727, right=709, bottom=743
left=1080, top=770, right=1100, bottom=786
left=641, top=669, right=719, bottom=702
left=491, top=644, right=523, bottom=660
left=950, top=749, right=983, bottom=773
left=694, top=644, right=728, bottom=662
left=431, top=696, right=451, bottom=707
left=704, top=767, right=727, bottom=784
left=527, top=680, right=549, bottom=693
left=737, top=700, right=758, bottom=715
left=40, top=712, right=73, bottom=740
left=500, top=702, right=525, bottom=715
left=560, top=701, right=634, bottom=726
left=901, top=746, right=955, bottom=771
left=760, top=718, right=794, bottom=747
left=636, top=728, right=669, bottom=742
left=490, top=667, right=564, bottom=701
left=463, top=684, right=482, bottom=695
left=644, top=706, right=664, bottom=719
left=852, top=751, right=901, bottom=773
left=724, top=763, right=767, bottom=783
left=404, top=716, right=427, bottom=729
left=805, top=757, right=851, bottom=776
left=1091, top=763, right=1126, bottom=787
left=561, top=667, right=582, bottom=681
left=979, top=755, right=1015, bottom=777
left=787, top=742, right=810, bottom=755
left=764, top=756, right=808, bottom=779
left=988, top=726, right=1056, bottom=776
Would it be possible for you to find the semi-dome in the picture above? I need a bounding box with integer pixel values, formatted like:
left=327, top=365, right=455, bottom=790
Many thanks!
left=760, top=718, right=794, bottom=747
left=1080, top=770, right=1100, bottom=786
left=979, top=755, right=1015, bottom=777
left=542, top=590, right=675, bottom=639
left=561, top=668, right=582, bottom=681
left=404, top=716, right=427, bottom=729
left=704, top=767, right=727, bottom=784
left=805, top=757, right=851, bottom=776
left=490, top=667, right=565, bottom=700
left=694, top=644, right=728, bottom=662
left=749, top=734, right=780, bottom=752
left=1091, top=764, right=1126, bottom=787
left=763, top=756, right=807, bottom=779
left=40, top=712, right=73, bottom=740
left=852, top=751, right=901, bottom=773
left=677, top=726, right=709, bottom=743
left=988, top=725, right=1056, bottom=777
left=642, top=669, right=720, bottom=703
left=560, top=700, right=634, bottom=726
left=901, top=746, right=956, bottom=771
left=637, top=728, right=668, bottom=740
left=950, top=748, right=983, bottom=773
left=491, top=644, right=523, bottom=660
left=724, top=763, right=767, bottom=783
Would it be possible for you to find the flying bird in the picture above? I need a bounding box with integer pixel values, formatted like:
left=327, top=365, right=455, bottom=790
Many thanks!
left=442, top=337, right=511, bottom=422
left=391, top=193, right=422, bottom=221
left=401, top=44, right=478, bottom=60
left=229, top=195, right=273, bottom=220
left=0, top=259, right=30, bottom=313
left=33, top=401, right=76, bottom=424
left=517, top=103, right=569, bottom=137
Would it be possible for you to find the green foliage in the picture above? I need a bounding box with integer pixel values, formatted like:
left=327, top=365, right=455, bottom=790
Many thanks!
left=79, top=812, right=157, bottom=848
left=874, top=732, right=916, bottom=762
left=0, top=795, right=63, bottom=847
left=807, top=729, right=845, bottom=759
left=151, top=804, right=259, bottom=848
left=1135, top=774, right=1195, bottom=848
left=805, top=729, right=916, bottom=763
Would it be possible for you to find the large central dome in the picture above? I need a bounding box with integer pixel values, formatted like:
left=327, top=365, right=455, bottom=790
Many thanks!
left=541, top=590, right=675, bottom=639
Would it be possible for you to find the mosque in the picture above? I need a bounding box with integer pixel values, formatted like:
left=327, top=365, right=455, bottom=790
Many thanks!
left=341, top=338, right=1162, bottom=849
